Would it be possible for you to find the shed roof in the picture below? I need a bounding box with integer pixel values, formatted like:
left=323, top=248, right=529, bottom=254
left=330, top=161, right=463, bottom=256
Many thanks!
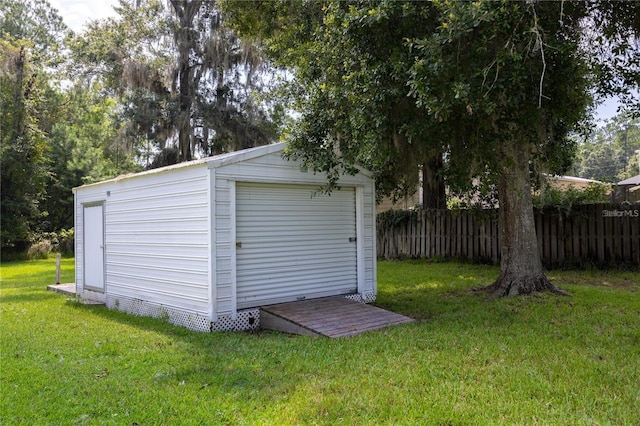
left=73, top=143, right=286, bottom=192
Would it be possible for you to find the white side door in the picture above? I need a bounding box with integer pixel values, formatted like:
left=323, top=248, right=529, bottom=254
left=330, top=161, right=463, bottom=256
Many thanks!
left=83, top=204, right=105, bottom=292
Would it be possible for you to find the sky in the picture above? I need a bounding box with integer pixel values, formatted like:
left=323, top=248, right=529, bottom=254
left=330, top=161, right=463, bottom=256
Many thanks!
left=49, top=0, right=120, bottom=34
left=595, top=96, right=624, bottom=123
left=48, top=0, right=624, bottom=123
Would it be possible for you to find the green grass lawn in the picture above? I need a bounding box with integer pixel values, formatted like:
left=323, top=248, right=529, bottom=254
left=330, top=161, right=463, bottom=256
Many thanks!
left=1, top=258, right=639, bottom=425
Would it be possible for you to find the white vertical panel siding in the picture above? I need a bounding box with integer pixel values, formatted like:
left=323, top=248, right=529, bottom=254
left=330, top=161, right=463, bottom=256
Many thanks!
left=235, top=182, right=358, bottom=309
left=103, top=166, right=210, bottom=314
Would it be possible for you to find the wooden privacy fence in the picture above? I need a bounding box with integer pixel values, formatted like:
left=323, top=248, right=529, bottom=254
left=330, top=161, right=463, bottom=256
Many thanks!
left=376, top=204, right=640, bottom=267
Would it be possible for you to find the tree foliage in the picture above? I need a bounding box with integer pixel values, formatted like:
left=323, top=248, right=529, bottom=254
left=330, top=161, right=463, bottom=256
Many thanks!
left=0, top=38, right=50, bottom=250
left=224, top=0, right=640, bottom=296
left=69, top=0, right=278, bottom=163
left=586, top=3, right=640, bottom=116
left=1, top=0, right=138, bottom=253
left=0, top=0, right=74, bottom=251
left=41, top=84, right=140, bottom=233
left=533, top=183, right=610, bottom=214
left=0, top=0, right=70, bottom=67
left=576, top=114, right=640, bottom=182
left=223, top=1, right=449, bottom=207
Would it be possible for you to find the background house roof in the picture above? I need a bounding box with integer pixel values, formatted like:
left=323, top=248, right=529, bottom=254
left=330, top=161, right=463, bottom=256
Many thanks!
left=618, top=174, right=640, bottom=186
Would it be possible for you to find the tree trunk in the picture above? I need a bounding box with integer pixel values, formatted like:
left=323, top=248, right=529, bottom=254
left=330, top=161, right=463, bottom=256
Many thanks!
left=486, top=143, right=566, bottom=298
left=422, top=153, right=446, bottom=210
left=177, top=60, right=192, bottom=161
left=171, top=0, right=198, bottom=162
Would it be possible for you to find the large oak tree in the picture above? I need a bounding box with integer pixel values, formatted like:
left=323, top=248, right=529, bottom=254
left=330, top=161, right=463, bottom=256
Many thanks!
left=224, top=0, right=640, bottom=297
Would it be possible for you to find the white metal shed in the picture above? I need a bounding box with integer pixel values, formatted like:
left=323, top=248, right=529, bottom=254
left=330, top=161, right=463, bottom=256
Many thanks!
left=73, top=143, right=377, bottom=331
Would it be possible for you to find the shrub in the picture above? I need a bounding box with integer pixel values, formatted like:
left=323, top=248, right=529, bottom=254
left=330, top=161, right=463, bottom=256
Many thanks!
left=24, top=228, right=75, bottom=259
left=533, top=182, right=610, bottom=212
left=26, top=239, right=52, bottom=259
left=57, top=228, right=74, bottom=254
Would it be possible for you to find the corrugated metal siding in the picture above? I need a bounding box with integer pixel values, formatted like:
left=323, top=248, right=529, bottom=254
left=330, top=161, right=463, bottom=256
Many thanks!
left=235, top=182, right=357, bottom=308
left=93, top=166, right=211, bottom=314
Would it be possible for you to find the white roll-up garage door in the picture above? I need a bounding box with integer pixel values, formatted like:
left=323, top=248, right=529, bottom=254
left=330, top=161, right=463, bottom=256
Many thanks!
left=236, top=182, right=358, bottom=309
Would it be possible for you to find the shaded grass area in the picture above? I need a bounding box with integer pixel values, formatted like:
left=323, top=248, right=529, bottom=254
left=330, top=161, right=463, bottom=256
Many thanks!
left=1, top=258, right=639, bottom=424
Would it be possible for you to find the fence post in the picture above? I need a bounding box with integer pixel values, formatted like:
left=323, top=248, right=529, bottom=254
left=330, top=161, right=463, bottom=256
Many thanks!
left=55, top=253, right=61, bottom=285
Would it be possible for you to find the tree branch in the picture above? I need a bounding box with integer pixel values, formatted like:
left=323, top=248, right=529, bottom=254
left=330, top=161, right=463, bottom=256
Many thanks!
left=530, top=4, right=546, bottom=109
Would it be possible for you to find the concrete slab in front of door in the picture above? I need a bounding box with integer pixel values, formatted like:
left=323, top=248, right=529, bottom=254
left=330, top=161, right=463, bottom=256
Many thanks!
left=46, top=283, right=76, bottom=296
left=46, top=283, right=104, bottom=305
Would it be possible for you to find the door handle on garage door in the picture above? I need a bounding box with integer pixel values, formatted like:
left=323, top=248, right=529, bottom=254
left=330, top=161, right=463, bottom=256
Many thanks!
left=236, top=242, right=242, bottom=248
left=349, top=237, right=356, bottom=242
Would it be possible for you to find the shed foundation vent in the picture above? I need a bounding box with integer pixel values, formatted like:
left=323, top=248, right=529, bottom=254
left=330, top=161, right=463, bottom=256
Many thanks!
left=211, top=309, right=261, bottom=332
left=106, top=295, right=211, bottom=332
left=345, top=292, right=376, bottom=304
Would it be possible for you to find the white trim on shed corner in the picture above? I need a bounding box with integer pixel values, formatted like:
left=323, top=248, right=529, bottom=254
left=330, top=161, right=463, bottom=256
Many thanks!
left=208, top=167, right=217, bottom=322
left=229, top=179, right=238, bottom=320
left=356, top=186, right=366, bottom=296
